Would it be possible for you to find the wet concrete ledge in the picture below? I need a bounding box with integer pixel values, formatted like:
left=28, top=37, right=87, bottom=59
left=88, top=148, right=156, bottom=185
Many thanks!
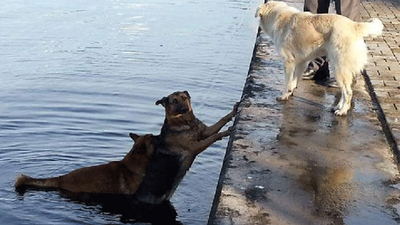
left=208, top=0, right=400, bottom=224
left=207, top=27, right=262, bottom=225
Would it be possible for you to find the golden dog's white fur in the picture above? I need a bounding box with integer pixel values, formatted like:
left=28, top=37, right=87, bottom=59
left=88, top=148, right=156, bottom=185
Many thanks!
left=256, top=1, right=383, bottom=116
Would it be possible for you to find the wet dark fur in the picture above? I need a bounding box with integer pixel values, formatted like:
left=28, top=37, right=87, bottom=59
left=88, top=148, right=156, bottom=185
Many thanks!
left=134, top=91, right=238, bottom=204
left=15, top=134, right=155, bottom=194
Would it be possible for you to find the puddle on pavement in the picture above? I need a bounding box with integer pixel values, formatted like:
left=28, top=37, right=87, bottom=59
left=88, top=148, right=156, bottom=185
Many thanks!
left=270, top=79, right=400, bottom=223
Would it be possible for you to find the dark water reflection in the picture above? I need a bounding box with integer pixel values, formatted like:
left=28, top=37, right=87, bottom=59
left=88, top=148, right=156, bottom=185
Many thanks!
left=0, top=0, right=260, bottom=224
left=17, top=189, right=183, bottom=224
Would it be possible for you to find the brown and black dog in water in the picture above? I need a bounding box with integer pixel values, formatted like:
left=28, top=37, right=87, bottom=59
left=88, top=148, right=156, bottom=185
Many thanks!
left=14, top=90, right=238, bottom=206
left=134, top=91, right=238, bottom=204
left=15, top=134, right=155, bottom=194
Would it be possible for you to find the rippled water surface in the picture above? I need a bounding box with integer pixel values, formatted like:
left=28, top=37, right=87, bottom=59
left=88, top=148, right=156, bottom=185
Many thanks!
left=0, top=0, right=260, bottom=224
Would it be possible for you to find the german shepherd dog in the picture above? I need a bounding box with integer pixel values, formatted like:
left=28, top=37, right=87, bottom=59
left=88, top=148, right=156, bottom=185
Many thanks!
left=133, top=91, right=238, bottom=204
left=15, top=134, right=155, bottom=194
left=14, top=91, right=237, bottom=206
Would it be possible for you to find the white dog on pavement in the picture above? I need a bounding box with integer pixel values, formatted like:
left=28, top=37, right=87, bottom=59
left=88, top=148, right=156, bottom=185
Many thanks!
left=255, top=1, right=383, bottom=116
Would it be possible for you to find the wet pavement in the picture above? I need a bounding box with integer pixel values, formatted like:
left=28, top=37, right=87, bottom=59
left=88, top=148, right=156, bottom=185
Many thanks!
left=209, top=0, right=400, bottom=224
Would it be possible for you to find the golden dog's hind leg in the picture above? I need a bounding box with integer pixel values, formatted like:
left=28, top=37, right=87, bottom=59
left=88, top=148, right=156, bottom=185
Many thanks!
left=277, top=60, right=296, bottom=101
left=334, top=92, right=345, bottom=112
left=332, top=71, right=345, bottom=112
left=335, top=85, right=353, bottom=116
left=334, top=72, right=353, bottom=116
left=334, top=86, right=346, bottom=113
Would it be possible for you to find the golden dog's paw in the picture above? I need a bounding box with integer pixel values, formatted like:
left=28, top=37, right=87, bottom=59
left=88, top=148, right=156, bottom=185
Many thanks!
left=276, top=91, right=294, bottom=101
left=334, top=109, right=348, bottom=116
left=276, top=96, right=289, bottom=101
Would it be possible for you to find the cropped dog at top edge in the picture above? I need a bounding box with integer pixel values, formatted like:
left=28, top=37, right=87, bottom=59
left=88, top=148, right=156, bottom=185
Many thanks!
left=255, top=1, right=383, bottom=116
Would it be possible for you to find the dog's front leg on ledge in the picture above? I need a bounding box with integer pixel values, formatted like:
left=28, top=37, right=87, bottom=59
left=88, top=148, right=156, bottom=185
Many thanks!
left=277, top=60, right=296, bottom=101
left=201, top=103, right=238, bottom=138
left=194, top=128, right=232, bottom=155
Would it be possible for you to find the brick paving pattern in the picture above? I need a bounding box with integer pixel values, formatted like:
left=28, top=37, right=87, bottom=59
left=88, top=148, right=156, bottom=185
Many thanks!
left=362, top=0, right=400, bottom=152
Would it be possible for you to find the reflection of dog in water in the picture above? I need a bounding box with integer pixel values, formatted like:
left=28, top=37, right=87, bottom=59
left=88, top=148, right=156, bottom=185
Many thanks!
left=15, top=134, right=155, bottom=194
left=134, top=91, right=238, bottom=204
left=15, top=91, right=237, bottom=206
left=302, top=163, right=354, bottom=220
left=63, top=193, right=182, bottom=225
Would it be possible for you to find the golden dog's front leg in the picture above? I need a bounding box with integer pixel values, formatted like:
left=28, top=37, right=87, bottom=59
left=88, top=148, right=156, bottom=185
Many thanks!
left=277, top=61, right=296, bottom=101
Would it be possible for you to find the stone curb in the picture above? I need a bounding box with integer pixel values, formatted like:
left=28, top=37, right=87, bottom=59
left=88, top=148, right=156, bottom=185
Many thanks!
left=361, top=0, right=400, bottom=164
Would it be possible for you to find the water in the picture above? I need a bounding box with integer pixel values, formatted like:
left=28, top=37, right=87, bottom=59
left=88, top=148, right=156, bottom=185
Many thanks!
left=0, top=0, right=260, bottom=224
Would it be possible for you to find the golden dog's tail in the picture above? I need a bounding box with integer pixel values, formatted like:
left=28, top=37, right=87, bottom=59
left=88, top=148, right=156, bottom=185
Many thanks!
left=15, top=174, right=59, bottom=190
left=358, top=18, right=384, bottom=37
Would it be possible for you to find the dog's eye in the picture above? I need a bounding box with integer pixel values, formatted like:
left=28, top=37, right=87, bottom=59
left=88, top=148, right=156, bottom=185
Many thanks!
left=172, top=99, right=178, bottom=104
left=181, top=97, right=187, bottom=101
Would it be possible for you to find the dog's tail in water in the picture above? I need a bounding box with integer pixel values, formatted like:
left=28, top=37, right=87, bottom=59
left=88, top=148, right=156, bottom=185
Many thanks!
left=15, top=174, right=58, bottom=191
left=357, top=18, right=384, bottom=37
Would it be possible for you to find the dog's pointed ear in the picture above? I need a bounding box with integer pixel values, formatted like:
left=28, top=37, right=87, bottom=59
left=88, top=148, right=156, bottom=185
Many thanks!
left=155, top=97, right=168, bottom=107
left=129, top=133, right=140, bottom=142
left=143, top=134, right=155, bottom=157
left=183, top=91, right=191, bottom=99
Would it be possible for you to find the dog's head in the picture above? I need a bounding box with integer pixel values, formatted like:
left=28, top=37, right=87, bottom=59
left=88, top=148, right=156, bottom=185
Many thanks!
left=129, top=133, right=155, bottom=158
left=255, top=1, right=288, bottom=18
left=155, top=91, right=193, bottom=118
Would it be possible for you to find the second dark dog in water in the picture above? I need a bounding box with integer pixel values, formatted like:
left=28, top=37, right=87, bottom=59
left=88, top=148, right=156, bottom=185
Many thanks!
left=134, top=91, right=238, bottom=204
left=15, top=134, right=155, bottom=194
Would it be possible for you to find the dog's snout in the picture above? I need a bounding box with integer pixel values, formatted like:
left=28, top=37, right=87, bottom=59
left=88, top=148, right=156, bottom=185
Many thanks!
left=178, top=106, right=189, bottom=113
